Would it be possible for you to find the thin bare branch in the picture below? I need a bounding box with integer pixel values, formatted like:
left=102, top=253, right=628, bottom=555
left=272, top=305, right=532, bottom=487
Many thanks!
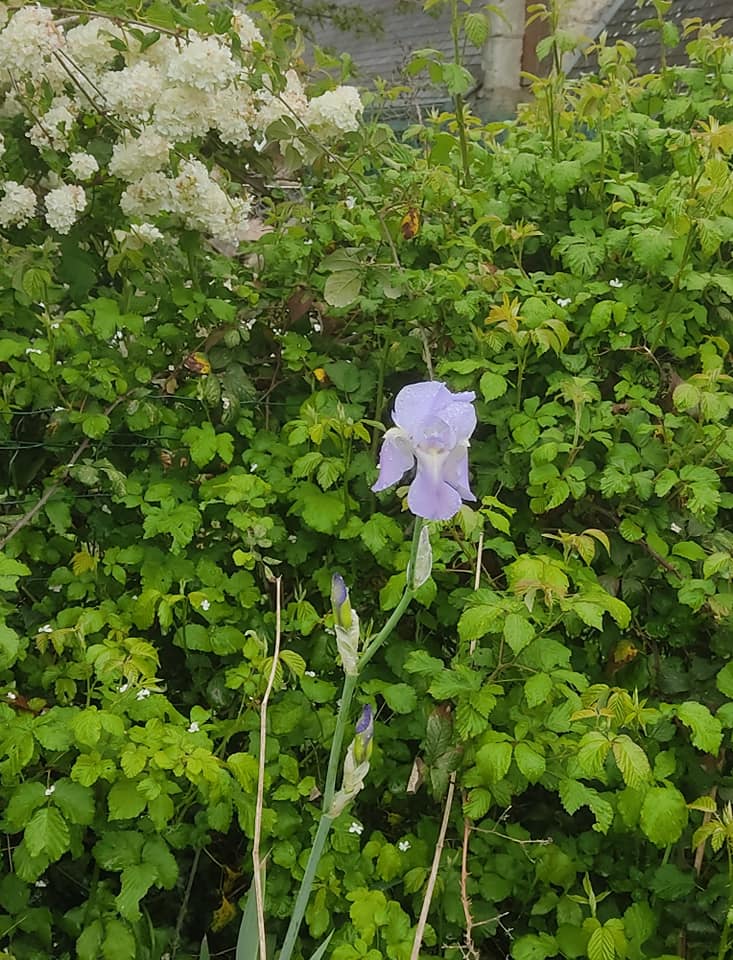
left=410, top=772, right=456, bottom=960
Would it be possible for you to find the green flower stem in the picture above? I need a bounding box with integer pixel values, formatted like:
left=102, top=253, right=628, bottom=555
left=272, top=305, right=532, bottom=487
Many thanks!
left=322, top=672, right=358, bottom=814
left=277, top=812, right=333, bottom=960
left=276, top=518, right=424, bottom=960
left=359, top=518, right=424, bottom=670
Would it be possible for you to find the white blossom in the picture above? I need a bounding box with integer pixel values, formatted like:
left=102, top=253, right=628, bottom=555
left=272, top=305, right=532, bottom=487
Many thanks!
left=0, top=5, right=63, bottom=77
left=398, top=839, right=411, bottom=852
left=305, top=86, right=363, bottom=134
left=68, top=151, right=98, bottom=180
left=556, top=297, right=572, bottom=307
left=44, top=784, right=55, bottom=796
left=166, top=33, right=239, bottom=92
left=44, top=183, right=86, bottom=234
left=28, top=97, right=77, bottom=151
left=348, top=821, right=364, bottom=835
left=130, top=222, right=164, bottom=244
left=64, top=18, right=122, bottom=73
left=210, top=83, right=256, bottom=146
left=231, top=10, right=263, bottom=49
left=200, top=599, right=211, bottom=611
left=118, top=682, right=129, bottom=693
left=98, top=62, right=165, bottom=120
left=38, top=624, right=53, bottom=633
left=136, top=687, right=151, bottom=700
left=153, top=86, right=213, bottom=141
left=256, top=69, right=307, bottom=130
left=187, top=721, right=200, bottom=733
left=609, top=278, right=623, bottom=288
left=109, top=130, right=170, bottom=182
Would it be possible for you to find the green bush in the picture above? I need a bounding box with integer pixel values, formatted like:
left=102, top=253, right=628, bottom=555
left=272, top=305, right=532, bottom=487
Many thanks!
left=1, top=2, right=733, bottom=959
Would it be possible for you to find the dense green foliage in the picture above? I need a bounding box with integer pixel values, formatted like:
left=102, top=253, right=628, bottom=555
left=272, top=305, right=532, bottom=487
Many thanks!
left=1, top=2, right=733, bottom=959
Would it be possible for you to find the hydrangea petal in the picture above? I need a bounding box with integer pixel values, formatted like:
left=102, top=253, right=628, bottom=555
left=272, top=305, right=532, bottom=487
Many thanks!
left=371, top=427, right=414, bottom=492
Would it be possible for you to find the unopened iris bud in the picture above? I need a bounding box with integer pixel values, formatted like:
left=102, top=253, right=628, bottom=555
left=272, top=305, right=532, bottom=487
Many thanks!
left=331, top=573, right=352, bottom=630
left=409, top=524, right=432, bottom=590
left=353, top=704, right=374, bottom=765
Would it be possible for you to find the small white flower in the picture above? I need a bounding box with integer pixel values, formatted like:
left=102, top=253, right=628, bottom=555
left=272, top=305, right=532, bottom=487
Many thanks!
left=68, top=151, right=99, bottom=181
left=250, top=463, right=258, bottom=472
left=101, top=504, right=111, bottom=514
left=305, top=670, right=316, bottom=677
left=345, top=195, right=356, bottom=209
left=25, top=348, right=43, bottom=356
left=253, top=136, right=267, bottom=153
left=187, top=721, right=200, bottom=733
left=348, top=821, right=364, bottom=835
left=288, top=534, right=297, bottom=543
left=35, top=879, right=48, bottom=888
left=6, top=691, right=17, bottom=701
left=39, top=624, right=53, bottom=633
left=609, top=278, right=623, bottom=288
left=118, top=682, right=129, bottom=693
left=398, top=839, right=411, bottom=852
left=303, top=238, right=312, bottom=246
left=136, top=687, right=151, bottom=700
left=556, top=297, right=572, bottom=307
left=670, top=522, right=682, bottom=533
left=50, top=584, right=62, bottom=592
left=44, top=785, right=55, bottom=796
left=200, top=599, right=211, bottom=611
left=222, top=396, right=231, bottom=410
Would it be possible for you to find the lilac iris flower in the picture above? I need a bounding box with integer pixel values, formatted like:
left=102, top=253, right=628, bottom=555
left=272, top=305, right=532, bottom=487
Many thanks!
left=372, top=381, right=477, bottom=521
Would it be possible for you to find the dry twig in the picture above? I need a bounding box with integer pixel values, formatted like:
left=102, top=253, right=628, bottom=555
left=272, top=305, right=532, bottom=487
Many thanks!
left=410, top=772, right=456, bottom=960
left=252, top=577, right=282, bottom=959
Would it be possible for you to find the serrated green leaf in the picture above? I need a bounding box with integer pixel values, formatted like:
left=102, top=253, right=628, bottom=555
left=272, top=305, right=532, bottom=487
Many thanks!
left=676, top=701, right=722, bottom=753
left=24, top=806, right=70, bottom=860
left=611, top=735, right=651, bottom=788
left=324, top=269, right=361, bottom=308
left=515, top=741, right=546, bottom=782
left=640, top=786, right=688, bottom=846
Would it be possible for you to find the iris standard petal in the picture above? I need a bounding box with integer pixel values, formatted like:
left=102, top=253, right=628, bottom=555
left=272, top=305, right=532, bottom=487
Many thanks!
left=435, top=393, right=477, bottom=442
left=371, top=427, right=414, bottom=492
left=408, top=448, right=463, bottom=521
left=393, top=381, right=451, bottom=435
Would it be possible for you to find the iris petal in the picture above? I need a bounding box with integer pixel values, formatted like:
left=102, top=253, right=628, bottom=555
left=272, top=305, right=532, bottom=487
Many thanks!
left=408, top=448, right=463, bottom=521
left=371, top=427, right=414, bottom=492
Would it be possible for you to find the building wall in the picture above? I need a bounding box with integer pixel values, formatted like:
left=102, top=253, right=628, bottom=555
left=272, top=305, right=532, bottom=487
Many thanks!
left=476, top=0, right=612, bottom=117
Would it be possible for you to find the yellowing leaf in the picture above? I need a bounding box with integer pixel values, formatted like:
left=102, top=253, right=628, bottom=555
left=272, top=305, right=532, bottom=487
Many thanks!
left=72, top=549, right=98, bottom=576
left=212, top=895, right=236, bottom=932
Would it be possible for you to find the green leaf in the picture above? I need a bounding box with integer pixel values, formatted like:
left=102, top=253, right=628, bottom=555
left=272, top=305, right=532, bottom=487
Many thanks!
left=476, top=736, right=513, bottom=784
left=611, top=735, right=651, bottom=789
left=235, top=883, right=261, bottom=960
left=54, top=779, right=95, bottom=825
left=640, top=786, right=688, bottom=846
left=514, top=741, right=546, bottom=783
left=297, top=484, right=345, bottom=533
left=463, top=787, right=492, bottom=820
left=102, top=918, right=137, bottom=960
left=116, top=862, right=158, bottom=921
left=108, top=779, right=146, bottom=820
left=503, top=613, right=534, bottom=654
left=717, top=662, right=733, bottom=698
left=4, top=782, right=47, bottom=832
left=511, top=932, right=558, bottom=960
left=676, top=701, right=722, bottom=753
left=24, top=806, right=70, bottom=860
left=183, top=422, right=221, bottom=467
left=77, top=920, right=104, bottom=960
left=480, top=371, right=508, bottom=402
left=0, top=553, right=31, bottom=591
left=324, top=269, right=362, bottom=308
left=82, top=413, right=111, bottom=439
left=587, top=925, right=615, bottom=960
left=525, top=672, right=553, bottom=708
left=382, top=683, right=417, bottom=714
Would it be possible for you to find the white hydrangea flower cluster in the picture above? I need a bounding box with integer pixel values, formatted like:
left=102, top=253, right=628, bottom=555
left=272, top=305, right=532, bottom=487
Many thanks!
left=0, top=5, right=364, bottom=248
left=305, top=86, right=363, bottom=135
left=45, top=183, right=86, bottom=234
left=68, top=151, right=99, bottom=181
left=0, top=180, right=36, bottom=227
